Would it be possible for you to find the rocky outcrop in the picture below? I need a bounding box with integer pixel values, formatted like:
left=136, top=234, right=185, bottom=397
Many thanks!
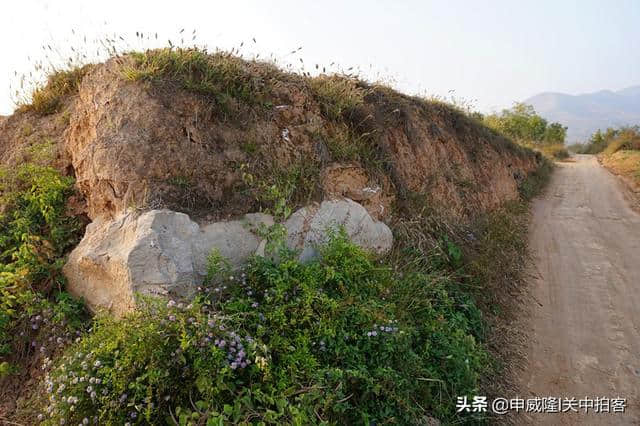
left=64, top=199, right=392, bottom=315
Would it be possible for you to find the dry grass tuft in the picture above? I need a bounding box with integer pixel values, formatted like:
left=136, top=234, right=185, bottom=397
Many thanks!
left=309, top=75, right=367, bottom=120
left=18, top=65, right=92, bottom=115
left=122, top=48, right=279, bottom=108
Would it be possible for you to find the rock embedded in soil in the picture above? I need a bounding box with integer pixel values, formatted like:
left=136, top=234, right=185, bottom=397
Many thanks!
left=284, top=198, right=393, bottom=262
left=320, top=163, right=394, bottom=220
left=64, top=199, right=392, bottom=315
left=63, top=209, right=274, bottom=316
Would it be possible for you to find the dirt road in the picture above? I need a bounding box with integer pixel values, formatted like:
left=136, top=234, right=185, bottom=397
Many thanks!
left=520, top=154, right=640, bottom=425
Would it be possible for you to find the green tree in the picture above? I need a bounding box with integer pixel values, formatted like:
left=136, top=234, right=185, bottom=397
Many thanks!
left=544, top=122, right=568, bottom=144
left=484, top=103, right=556, bottom=144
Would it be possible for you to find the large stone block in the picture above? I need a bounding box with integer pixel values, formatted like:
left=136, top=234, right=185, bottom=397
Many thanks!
left=285, top=199, right=393, bottom=262
left=63, top=210, right=273, bottom=316
left=64, top=200, right=392, bottom=315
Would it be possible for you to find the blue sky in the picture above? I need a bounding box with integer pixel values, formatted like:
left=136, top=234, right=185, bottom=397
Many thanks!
left=1, top=0, right=638, bottom=114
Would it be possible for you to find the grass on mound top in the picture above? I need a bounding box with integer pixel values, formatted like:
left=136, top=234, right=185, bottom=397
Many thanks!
left=122, top=48, right=279, bottom=108
left=18, top=65, right=92, bottom=116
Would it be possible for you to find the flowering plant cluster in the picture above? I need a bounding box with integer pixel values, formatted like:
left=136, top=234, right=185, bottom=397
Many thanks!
left=39, top=298, right=265, bottom=425
left=38, top=232, right=487, bottom=424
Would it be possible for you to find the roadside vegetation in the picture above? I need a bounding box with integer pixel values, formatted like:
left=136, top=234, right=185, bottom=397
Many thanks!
left=14, top=179, right=549, bottom=425
left=571, top=126, right=640, bottom=189
left=0, top=166, right=489, bottom=424
left=36, top=233, right=492, bottom=425
left=479, top=103, right=570, bottom=160
left=571, top=125, right=640, bottom=155
left=2, top=42, right=552, bottom=425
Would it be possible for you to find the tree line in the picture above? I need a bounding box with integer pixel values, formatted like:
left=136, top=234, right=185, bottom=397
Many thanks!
left=478, top=103, right=567, bottom=145
left=571, top=126, right=640, bottom=155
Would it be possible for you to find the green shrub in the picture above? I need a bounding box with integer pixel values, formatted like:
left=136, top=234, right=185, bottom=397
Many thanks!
left=483, top=103, right=566, bottom=145
left=0, top=163, right=86, bottom=370
left=580, top=127, right=640, bottom=155
left=40, top=232, right=488, bottom=424
left=567, top=143, right=584, bottom=153
left=241, top=161, right=322, bottom=220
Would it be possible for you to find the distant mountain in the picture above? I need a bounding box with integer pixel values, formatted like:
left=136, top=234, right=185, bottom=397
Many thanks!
left=524, top=85, right=640, bottom=142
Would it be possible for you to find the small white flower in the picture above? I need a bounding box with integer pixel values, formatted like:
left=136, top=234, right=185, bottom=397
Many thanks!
left=281, top=128, right=291, bottom=142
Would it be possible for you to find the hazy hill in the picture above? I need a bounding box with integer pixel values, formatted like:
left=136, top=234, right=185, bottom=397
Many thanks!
left=525, top=85, right=640, bottom=142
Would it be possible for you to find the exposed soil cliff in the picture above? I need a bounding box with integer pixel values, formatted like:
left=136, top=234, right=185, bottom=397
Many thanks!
left=1, top=50, right=540, bottom=226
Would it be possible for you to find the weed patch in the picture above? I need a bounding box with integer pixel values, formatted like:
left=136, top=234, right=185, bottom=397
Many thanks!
left=518, top=158, right=552, bottom=201
left=241, top=159, right=322, bottom=220
left=541, top=143, right=570, bottom=160
left=310, top=75, right=367, bottom=121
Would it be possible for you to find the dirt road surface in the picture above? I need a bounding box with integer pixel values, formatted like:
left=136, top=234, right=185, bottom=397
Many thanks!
left=520, top=154, right=640, bottom=425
